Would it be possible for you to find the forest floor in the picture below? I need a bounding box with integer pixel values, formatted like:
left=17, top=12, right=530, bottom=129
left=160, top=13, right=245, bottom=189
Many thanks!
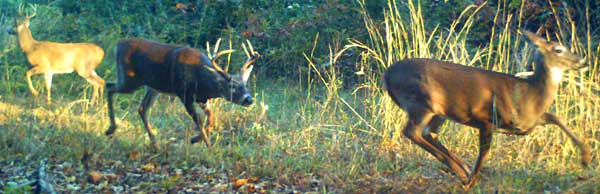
left=0, top=79, right=599, bottom=193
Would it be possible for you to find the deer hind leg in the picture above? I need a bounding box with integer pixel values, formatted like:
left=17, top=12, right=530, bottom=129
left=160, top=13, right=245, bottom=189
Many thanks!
left=44, top=73, right=53, bottom=103
left=79, top=70, right=105, bottom=103
left=402, top=112, right=470, bottom=185
left=540, top=113, right=591, bottom=166
left=139, top=88, right=159, bottom=149
left=26, top=67, right=45, bottom=97
left=423, top=116, right=472, bottom=176
left=181, top=98, right=211, bottom=147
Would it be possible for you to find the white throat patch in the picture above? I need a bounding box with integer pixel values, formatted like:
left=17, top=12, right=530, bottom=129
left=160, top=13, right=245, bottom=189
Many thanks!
left=549, top=67, right=564, bottom=84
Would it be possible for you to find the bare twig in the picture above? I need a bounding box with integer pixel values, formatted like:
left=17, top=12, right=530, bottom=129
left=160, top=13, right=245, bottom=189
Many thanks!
left=36, top=159, right=57, bottom=194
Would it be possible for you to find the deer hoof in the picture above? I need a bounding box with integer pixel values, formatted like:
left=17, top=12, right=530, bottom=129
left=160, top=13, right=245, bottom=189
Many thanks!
left=190, top=135, right=201, bottom=144
left=190, top=135, right=211, bottom=148
left=105, top=126, right=117, bottom=136
left=462, top=176, right=479, bottom=190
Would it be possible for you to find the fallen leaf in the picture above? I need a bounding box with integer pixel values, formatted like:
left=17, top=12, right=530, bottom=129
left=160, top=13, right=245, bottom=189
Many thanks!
left=241, top=31, right=253, bottom=38
left=104, top=173, right=119, bottom=181
left=87, top=171, right=103, bottom=183
left=247, top=184, right=256, bottom=193
left=249, top=176, right=260, bottom=183
left=63, top=166, right=76, bottom=175
left=233, top=178, right=248, bottom=188
left=128, top=151, right=140, bottom=161
left=142, top=163, right=155, bottom=172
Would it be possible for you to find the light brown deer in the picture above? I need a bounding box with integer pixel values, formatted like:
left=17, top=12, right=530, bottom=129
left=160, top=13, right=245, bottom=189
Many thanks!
left=9, top=4, right=105, bottom=103
left=384, top=31, right=591, bottom=188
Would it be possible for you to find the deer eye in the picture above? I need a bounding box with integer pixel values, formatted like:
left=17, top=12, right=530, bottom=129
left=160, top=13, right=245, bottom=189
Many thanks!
left=554, top=47, right=565, bottom=54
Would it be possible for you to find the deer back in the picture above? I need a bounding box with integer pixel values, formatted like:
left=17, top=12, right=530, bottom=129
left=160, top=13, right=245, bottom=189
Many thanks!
left=116, top=38, right=225, bottom=100
left=385, top=58, right=544, bottom=130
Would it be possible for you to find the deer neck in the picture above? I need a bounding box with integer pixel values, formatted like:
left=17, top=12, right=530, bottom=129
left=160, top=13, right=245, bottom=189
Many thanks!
left=528, top=60, right=562, bottom=108
left=17, top=27, right=38, bottom=53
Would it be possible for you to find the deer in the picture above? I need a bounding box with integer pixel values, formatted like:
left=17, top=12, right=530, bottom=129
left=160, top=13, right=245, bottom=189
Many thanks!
left=105, top=38, right=258, bottom=149
left=8, top=4, right=105, bottom=103
left=384, top=31, right=591, bottom=188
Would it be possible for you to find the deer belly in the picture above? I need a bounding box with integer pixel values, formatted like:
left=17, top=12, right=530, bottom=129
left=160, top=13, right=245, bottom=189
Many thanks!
left=49, top=68, right=74, bottom=74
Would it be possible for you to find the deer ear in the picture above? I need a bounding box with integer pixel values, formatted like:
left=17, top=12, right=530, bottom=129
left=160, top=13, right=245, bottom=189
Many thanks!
left=523, top=31, right=547, bottom=48
left=241, top=65, right=253, bottom=82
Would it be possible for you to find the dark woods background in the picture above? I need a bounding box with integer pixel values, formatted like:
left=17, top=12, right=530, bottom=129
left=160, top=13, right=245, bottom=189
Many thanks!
left=1, top=0, right=598, bottom=80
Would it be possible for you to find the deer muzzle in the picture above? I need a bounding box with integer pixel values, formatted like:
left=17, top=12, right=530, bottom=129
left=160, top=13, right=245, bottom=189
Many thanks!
left=240, top=94, right=253, bottom=106
left=575, top=58, right=588, bottom=71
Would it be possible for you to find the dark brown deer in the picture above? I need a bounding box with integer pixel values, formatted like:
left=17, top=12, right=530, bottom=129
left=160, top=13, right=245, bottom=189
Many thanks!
left=384, top=31, right=591, bottom=188
left=105, top=38, right=258, bottom=148
left=8, top=4, right=105, bottom=103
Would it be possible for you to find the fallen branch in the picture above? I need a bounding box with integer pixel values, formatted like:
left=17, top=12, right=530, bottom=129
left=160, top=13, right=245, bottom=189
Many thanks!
left=35, top=159, right=56, bottom=194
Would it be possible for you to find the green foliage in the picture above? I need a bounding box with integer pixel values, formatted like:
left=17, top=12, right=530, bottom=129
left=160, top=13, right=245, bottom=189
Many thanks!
left=2, top=0, right=597, bottom=79
left=2, top=181, right=32, bottom=194
left=0, top=0, right=370, bottom=78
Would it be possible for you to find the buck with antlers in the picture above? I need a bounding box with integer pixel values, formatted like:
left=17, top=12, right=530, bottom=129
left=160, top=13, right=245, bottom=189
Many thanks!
left=8, top=4, right=105, bottom=103
left=384, top=31, right=591, bottom=188
left=105, top=38, right=258, bottom=148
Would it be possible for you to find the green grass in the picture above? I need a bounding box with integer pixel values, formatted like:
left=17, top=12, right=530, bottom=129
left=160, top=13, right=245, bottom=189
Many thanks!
left=1, top=0, right=599, bottom=193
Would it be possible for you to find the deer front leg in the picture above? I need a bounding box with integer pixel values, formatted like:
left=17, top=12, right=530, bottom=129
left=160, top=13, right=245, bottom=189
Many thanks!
left=25, top=67, right=44, bottom=97
left=44, top=73, right=53, bottom=103
left=402, top=112, right=471, bottom=185
left=540, top=113, right=591, bottom=166
left=199, top=103, right=214, bottom=134
left=465, top=125, right=493, bottom=189
left=139, top=88, right=159, bottom=149
left=181, top=98, right=211, bottom=147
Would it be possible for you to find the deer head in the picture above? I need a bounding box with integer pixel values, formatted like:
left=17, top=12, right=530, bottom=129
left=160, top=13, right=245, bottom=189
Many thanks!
left=524, top=31, right=586, bottom=74
left=206, top=39, right=259, bottom=106
left=9, top=4, right=37, bottom=35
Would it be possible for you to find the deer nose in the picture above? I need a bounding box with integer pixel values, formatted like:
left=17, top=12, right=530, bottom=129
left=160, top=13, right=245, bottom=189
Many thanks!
left=241, top=95, right=253, bottom=106
left=576, top=58, right=588, bottom=71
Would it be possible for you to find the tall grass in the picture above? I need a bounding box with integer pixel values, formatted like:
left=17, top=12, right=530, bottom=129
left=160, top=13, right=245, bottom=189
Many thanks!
left=328, top=0, right=600, bottom=191
left=0, top=0, right=598, bottom=193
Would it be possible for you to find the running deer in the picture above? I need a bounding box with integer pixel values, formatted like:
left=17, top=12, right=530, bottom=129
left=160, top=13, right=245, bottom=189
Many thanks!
left=9, top=4, right=105, bottom=103
left=105, top=38, right=258, bottom=148
left=384, top=31, right=591, bottom=188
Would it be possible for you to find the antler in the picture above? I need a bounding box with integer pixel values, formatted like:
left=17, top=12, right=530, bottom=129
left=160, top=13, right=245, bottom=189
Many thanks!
left=26, top=4, right=38, bottom=19
left=206, top=38, right=234, bottom=74
left=17, top=3, right=24, bottom=16
left=17, top=4, right=37, bottom=19
left=241, top=40, right=260, bottom=82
